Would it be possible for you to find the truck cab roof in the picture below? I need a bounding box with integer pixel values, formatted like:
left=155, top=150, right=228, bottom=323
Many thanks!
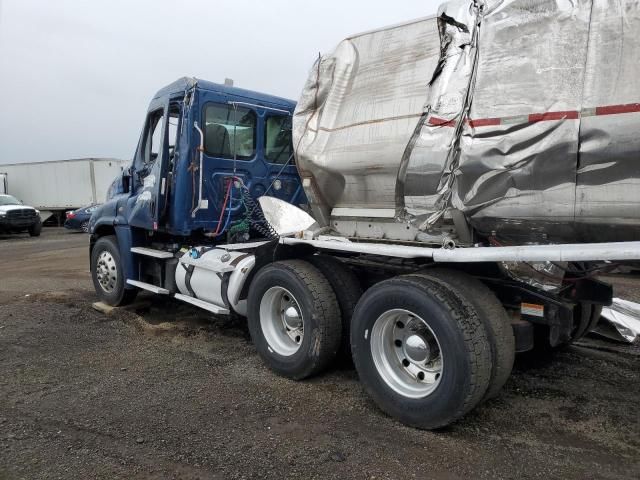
left=152, top=77, right=296, bottom=110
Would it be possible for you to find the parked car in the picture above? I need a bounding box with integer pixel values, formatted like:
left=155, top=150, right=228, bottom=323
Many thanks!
left=64, top=204, right=100, bottom=233
left=0, top=194, right=42, bottom=236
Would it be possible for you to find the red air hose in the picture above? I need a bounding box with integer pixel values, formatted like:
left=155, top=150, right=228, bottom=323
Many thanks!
left=212, top=179, right=233, bottom=236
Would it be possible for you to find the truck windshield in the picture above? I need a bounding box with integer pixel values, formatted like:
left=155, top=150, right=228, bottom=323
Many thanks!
left=265, top=115, right=293, bottom=165
left=0, top=195, right=20, bottom=206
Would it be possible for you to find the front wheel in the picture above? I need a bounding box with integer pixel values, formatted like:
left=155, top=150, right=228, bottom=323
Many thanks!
left=351, top=275, right=492, bottom=429
left=28, top=219, right=42, bottom=237
left=247, top=260, right=341, bottom=380
left=91, top=235, right=137, bottom=306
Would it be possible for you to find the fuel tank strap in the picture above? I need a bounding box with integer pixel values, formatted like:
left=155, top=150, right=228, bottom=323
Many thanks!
left=180, top=263, right=197, bottom=297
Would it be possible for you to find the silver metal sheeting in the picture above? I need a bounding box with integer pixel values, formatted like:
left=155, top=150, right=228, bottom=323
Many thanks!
left=258, top=196, right=317, bottom=236
left=293, top=0, right=640, bottom=243
left=599, top=298, right=640, bottom=343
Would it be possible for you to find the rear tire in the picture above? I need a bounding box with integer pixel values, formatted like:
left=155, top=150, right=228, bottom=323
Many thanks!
left=409, top=269, right=515, bottom=401
left=91, top=235, right=137, bottom=306
left=351, top=275, right=492, bottom=429
left=247, top=260, right=341, bottom=380
left=306, top=255, right=362, bottom=358
left=81, top=221, right=89, bottom=233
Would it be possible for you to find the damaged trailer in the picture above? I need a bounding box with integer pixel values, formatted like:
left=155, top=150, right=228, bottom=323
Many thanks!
left=294, top=0, right=640, bottom=245
left=90, top=0, right=640, bottom=429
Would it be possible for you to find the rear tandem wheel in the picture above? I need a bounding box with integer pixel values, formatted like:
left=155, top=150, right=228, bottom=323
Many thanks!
left=408, top=269, right=515, bottom=401
left=247, top=260, right=342, bottom=380
left=350, top=275, right=493, bottom=429
left=306, top=254, right=363, bottom=358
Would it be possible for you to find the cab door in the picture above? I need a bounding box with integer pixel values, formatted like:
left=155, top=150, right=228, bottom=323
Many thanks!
left=128, top=100, right=182, bottom=230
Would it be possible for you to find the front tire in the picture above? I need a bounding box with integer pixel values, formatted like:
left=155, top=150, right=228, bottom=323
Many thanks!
left=91, top=235, right=137, bottom=306
left=247, top=260, right=341, bottom=380
left=28, top=218, right=42, bottom=237
left=351, top=275, right=492, bottom=429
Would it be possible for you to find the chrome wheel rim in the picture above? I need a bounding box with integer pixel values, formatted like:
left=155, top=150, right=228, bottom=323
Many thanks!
left=96, top=250, right=118, bottom=293
left=81, top=221, right=89, bottom=233
left=370, top=309, right=443, bottom=399
left=259, top=286, right=304, bottom=356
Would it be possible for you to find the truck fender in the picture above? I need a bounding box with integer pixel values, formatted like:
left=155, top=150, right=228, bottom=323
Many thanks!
left=114, top=225, right=137, bottom=287
left=227, top=254, right=256, bottom=316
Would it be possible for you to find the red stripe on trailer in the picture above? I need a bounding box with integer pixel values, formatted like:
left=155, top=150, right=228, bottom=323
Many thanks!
left=430, top=102, right=639, bottom=130
left=428, top=116, right=456, bottom=127
left=528, top=110, right=579, bottom=122
left=595, top=103, right=640, bottom=116
left=468, top=117, right=501, bottom=127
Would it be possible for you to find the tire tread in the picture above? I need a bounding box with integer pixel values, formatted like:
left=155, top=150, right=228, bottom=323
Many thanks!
left=306, top=255, right=362, bottom=357
left=351, top=275, right=492, bottom=429
left=409, top=270, right=515, bottom=401
left=91, top=235, right=137, bottom=307
left=248, top=260, right=341, bottom=379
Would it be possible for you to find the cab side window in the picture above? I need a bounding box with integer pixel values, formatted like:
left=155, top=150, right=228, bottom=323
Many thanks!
left=265, top=115, right=294, bottom=165
left=167, top=103, right=181, bottom=172
left=145, top=109, right=165, bottom=166
left=204, top=104, right=256, bottom=160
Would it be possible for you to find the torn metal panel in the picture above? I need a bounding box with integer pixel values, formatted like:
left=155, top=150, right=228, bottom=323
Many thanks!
left=293, top=16, right=441, bottom=227
left=403, top=0, right=481, bottom=227
left=500, top=260, right=567, bottom=292
left=257, top=196, right=316, bottom=236
left=453, top=0, right=591, bottom=240
left=598, top=298, right=640, bottom=343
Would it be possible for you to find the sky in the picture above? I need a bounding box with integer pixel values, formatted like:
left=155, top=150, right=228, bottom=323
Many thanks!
left=0, top=0, right=441, bottom=164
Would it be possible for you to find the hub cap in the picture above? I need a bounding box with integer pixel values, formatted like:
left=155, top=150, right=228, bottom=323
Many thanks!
left=96, top=250, right=118, bottom=293
left=370, top=309, right=443, bottom=399
left=259, top=286, right=304, bottom=356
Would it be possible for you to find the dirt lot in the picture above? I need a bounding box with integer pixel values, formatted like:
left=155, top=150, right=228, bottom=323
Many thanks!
left=1, top=228, right=638, bottom=479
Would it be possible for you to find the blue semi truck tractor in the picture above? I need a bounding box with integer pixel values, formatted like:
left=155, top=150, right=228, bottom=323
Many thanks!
left=90, top=77, right=305, bottom=306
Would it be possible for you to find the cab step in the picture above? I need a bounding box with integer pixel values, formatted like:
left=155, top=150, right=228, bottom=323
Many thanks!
left=126, top=279, right=170, bottom=294
left=174, top=293, right=230, bottom=315
left=130, top=247, right=174, bottom=259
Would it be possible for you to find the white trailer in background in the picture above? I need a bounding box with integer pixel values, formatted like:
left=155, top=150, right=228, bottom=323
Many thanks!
left=0, top=158, right=128, bottom=223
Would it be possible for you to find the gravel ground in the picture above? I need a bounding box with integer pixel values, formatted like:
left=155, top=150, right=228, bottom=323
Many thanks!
left=0, top=228, right=638, bottom=479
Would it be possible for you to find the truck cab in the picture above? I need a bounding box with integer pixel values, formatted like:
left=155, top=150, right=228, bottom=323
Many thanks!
left=90, top=77, right=303, bottom=304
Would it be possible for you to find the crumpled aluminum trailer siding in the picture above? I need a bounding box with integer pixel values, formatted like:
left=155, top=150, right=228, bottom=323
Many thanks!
left=293, top=0, right=640, bottom=243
